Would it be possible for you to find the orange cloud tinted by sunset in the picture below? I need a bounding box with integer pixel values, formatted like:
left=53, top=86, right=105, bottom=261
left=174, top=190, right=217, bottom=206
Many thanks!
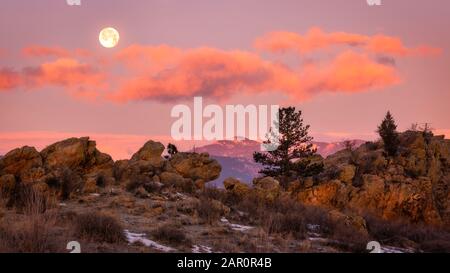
left=0, top=68, right=22, bottom=90
left=255, top=28, right=442, bottom=57
left=0, top=28, right=440, bottom=102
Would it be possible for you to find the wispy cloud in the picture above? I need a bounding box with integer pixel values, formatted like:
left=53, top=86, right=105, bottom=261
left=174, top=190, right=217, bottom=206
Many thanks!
left=254, top=27, right=441, bottom=56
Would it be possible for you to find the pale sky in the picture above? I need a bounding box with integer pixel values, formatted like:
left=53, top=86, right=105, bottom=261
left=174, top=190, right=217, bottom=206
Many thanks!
left=0, top=0, right=449, bottom=159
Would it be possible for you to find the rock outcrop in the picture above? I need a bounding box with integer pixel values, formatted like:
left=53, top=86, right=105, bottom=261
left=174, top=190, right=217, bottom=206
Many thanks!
left=0, top=137, right=222, bottom=201
left=291, top=131, right=450, bottom=225
left=0, top=138, right=116, bottom=199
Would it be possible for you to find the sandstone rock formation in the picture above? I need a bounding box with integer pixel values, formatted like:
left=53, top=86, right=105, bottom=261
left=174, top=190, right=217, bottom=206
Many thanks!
left=0, top=137, right=222, bottom=202
left=291, top=131, right=449, bottom=225
left=169, top=152, right=222, bottom=182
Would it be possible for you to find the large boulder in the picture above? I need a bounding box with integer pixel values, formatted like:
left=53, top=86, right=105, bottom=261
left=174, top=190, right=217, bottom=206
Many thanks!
left=223, top=177, right=250, bottom=198
left=169, top=152, right=221, bottom=182
left=41, top=137, right=115, bottom=184
left=0, top=137, right=116, bottom=202
left=0, top=146, right=42, bottom=176
left=253, top=176, right=281, bottom=202
left=131, top=140, right=165, bottom=161
left=40, top=137, right=114, bottom=176
left=41, top=137, right=94, bottom=170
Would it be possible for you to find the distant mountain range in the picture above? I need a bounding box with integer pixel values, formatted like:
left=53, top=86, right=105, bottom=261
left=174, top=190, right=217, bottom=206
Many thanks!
left=193, top=139, right=366, bottom=186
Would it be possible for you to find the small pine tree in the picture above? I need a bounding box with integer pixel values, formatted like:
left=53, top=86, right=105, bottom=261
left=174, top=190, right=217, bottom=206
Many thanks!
left=253, top=107, right=319, bottom=182
left=377, top=111, right=400, bottom=157
left=167, top=143, right=178, bottom=156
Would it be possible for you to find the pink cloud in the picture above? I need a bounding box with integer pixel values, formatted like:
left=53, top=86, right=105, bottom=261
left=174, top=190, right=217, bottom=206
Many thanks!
left=110, top=46, right=400, bottom=102
left=0, top=29, right=439, bottom=102
left=0, top=68, right=21, bottom=90
left=255, top=27, right=442, bottom=57
left=0, top=58, right=106, bottom=100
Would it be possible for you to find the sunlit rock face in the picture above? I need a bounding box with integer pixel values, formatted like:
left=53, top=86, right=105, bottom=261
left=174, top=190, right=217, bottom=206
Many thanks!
left=292, top=131, right=450, bottom=225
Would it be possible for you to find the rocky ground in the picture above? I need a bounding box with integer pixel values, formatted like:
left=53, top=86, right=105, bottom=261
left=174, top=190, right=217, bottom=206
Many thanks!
left=0, top=131, right=449, bottom=253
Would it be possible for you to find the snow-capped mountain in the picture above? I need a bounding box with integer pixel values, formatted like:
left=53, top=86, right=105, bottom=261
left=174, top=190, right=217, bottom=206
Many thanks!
left=194, top=138, right=366, bottom=186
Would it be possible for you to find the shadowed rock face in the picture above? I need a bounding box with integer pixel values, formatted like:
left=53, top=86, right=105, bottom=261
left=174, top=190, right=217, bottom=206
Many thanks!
left=290, top=131, right=450, bottom=225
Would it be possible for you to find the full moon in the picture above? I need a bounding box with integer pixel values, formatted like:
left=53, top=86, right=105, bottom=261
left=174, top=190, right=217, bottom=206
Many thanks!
left=99, top=27, right=120, bottom=48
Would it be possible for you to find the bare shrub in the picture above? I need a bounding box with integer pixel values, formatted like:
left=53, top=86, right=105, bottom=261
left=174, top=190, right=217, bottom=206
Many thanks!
left=74, top=212, right=125, bottom=243
left=7, top=183, right=52, bottom=214
left=0, top=213, right=60, bottom=253
left=152, top=224, right=191, bottom=246
left=232, top=193, right=331, bottom=239
left=364, top=214, right=450, bottom=252
left=196, top=197, right=223, bottom=224
left=331, top=225, right=369, bottom=252
left=265, top=212, right=306, bottom=239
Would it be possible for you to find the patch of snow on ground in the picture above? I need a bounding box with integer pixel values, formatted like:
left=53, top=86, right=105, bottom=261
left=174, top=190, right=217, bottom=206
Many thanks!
left=220, top=217, right=253, bottom=232
left=381, top=246, right=413, bottom=253
left=307, top=224, right=320, bottom=232
left=192, top=245, right=213, bottom=253
left=229, top=223, right=254, bottom=232
left=124, top=230, right=176, bottom=252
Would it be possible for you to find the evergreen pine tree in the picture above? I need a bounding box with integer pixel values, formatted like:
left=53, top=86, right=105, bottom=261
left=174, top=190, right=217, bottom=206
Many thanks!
left=377, top=111, right=400, bottom=157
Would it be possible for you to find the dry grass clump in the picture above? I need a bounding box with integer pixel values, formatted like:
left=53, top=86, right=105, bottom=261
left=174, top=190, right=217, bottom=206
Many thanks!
left=196, top=197, right=224, bottom=224
left=0, top=185, right=62, bottom=253
left=152, top=224, right=191, bottom=246
left=364, top=214, right=450, bottom=252
left=0, top=213, right=62, bottom=253
left=73, top=212, right=125, bottom=244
